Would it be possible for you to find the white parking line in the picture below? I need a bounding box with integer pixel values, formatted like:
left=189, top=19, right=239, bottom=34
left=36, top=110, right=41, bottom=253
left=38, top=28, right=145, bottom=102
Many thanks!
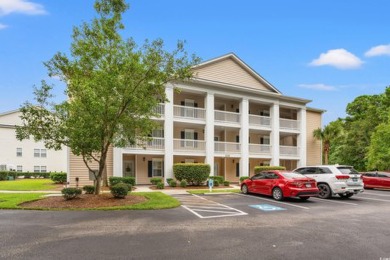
left=357, top=197, right=390, bottom=203
left=311, top=197, right=358, bottom=206
left=235, top=193, right=310, bottom=210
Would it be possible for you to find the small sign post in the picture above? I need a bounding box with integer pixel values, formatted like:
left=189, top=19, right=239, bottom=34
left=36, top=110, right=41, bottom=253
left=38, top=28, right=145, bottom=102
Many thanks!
left=208, top=179, right=214, bottom=192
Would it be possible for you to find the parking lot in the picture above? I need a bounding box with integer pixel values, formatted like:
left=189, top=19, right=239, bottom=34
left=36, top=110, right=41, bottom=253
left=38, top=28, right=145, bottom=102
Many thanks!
left=1, top=189, right=389, bottom=259
left=173, top=189, right=390, bottom=219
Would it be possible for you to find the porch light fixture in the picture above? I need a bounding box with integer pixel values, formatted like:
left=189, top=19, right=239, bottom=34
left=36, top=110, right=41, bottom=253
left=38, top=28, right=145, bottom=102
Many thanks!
left=143, top=157, right=146, bottom=162
left=232, top=159, right=235, bottom=163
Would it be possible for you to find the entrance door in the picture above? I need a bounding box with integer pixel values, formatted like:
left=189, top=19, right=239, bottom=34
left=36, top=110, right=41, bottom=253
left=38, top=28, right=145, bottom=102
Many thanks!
left=123, top=160, right=134, bottom=177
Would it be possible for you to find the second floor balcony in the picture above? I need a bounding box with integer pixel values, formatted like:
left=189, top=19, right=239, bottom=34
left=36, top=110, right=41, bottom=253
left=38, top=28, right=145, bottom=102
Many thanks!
left=173, top=139, right=206, bottom=152
left=214, top=141, right=241, bottom=154
left=249, top=144, right=271, bottom=156
left=249, top=114, right=271, bottom=129
left=173, top=105, right=206, bottom=122
left=280, top=118, right=300, bottom=131
left=215, top=110, right=240, bottom=125
left=280, top=145, right=299, bottom=157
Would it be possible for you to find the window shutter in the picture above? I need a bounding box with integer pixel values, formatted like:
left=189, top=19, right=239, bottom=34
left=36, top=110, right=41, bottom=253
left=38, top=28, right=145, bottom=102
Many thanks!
left=181, top=131, right=185, bottom=139
left=181, top=101, right=185, bottom=106
left=236, top=163, right=240, bottom=177
left=194, top=132, right=198, bottom=140
left=236, top=108, right=239, bottom=113
left=148, top=161, right=153, bottom=177
left=236, top=135, right=239, bottom=143
left=162, top=162, right=164, bottom=177
left=194, top=103, right=198, bottom=107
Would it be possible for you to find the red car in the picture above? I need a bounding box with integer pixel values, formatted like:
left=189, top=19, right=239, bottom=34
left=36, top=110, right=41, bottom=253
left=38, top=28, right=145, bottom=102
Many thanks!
left=241, top=170, right=319, bottom=201
left=361, top=172, right=390, bottom=189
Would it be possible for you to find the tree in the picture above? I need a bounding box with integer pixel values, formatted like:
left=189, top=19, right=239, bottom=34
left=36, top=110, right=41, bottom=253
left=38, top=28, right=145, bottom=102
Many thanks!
left=367, top=117, right=390, bottom=170
left=16, top=0, right=199, bottom=194
left=313, top=122, right=341, bottom=164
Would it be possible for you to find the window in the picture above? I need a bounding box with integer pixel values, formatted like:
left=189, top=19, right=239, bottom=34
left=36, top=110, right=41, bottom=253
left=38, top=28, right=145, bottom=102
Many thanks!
left=180, top=129, right=198, bottom=147
left=41, top=166, right=47, bottom=173
left=152, top=159, right=163, bottom=177
left=34, top=166, right=40, bottom=172
left=34, top=149, right=47, bottom=158
left=89, top=169, right=98, bottom=181
left=16, top=148, right=22, bottom=157
left=260, top=136, right=270, bottom=145
left=17, top=165, right=23, bottom=172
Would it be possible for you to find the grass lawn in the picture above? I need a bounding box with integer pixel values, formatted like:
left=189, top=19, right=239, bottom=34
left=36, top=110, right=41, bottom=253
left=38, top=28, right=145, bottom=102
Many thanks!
left=0, top=193, right=45, bottom=209
left=0, top=179, right=59, bottom=191
left=0, top=192, right=180, bottom=210
left=188, top=189, right=240, bottom=194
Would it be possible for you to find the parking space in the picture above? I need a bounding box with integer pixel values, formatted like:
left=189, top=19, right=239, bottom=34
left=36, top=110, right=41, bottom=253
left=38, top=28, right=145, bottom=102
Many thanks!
left=175, top=189, right=390, bottom=219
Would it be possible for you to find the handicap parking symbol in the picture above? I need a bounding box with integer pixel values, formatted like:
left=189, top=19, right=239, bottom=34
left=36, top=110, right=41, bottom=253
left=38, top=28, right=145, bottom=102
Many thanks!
left=249, top=204, right=286, bottom=212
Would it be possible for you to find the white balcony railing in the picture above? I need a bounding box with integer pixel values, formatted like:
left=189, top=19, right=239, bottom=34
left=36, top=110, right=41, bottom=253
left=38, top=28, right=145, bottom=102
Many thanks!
left=214, top=141, right=241, bottom=153
left=173, top=139, right=206, bottom=152
left=173, top=105, right=206, bottom=120
left=280, top=145, right=299, bottom=156
left=152, top=103, right=165, bottom=116
left=215, top=110, right=240, bottom=124
left=127, top=138, right=165, bottom=150
left=280, top=118, right=300, bottom=130
left=249, top=115, right=271, bottom=128
left=249, top=144, right=271, bottom=155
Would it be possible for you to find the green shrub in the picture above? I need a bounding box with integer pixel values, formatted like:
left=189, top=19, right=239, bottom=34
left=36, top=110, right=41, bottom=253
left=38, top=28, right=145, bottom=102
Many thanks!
left=156, top=182, right=165, bottom=189
left=0, top=171, right=7, bottom=181
left=39, top=172, right=50, bottom=179
left=169, top=180, right=177, bottom=187
left=109, top=176, right=135, bottom=187
left=254, top=166, right=286, bottom=174
left=110, top=183, right=130, bottom=198
left=223, top=181, right=230, bottom=186
left=61, top=188, right=82, bottom=200
left=82, top=185, right=95, bottom=194
left=240, top=176, right=250, bottom=182
left=150, top=177, right=163, bottom=185
left=180, top=180, right=187, bottom=188
left=166, top=178, right=173, bottom=184
left=173, top=163, right=210, bottom=186
left=209, top=176, right=224, bottom=183
left=50, top=172, right=67, bottom=184
left=23, top=172, right=32, bottom=179
left=213, top=180, right=220, bottom=187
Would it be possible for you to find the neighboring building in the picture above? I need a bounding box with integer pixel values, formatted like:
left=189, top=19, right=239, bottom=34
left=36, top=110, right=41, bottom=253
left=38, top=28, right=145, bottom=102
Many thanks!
left=0, top=110, right=67, bottom=173
left=69, top=53, right=324, bottom=186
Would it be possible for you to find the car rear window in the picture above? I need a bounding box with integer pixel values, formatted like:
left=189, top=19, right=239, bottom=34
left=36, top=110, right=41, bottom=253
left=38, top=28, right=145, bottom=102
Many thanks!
left=337, top=167, right=359, bottom=174
left=281, top=172, right=305, bottom=179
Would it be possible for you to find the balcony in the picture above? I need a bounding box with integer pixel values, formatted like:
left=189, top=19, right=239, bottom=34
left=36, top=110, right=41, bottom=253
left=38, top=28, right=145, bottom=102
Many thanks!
left=214, top=141, right=241, bottom=153
left=215, top=110, right=240, bottom=125
left=280, top=118, right=300, bottom=131
left=280, top=145, right=299, bottom=156
left=173, top=105, right=206, bottom=121
left=152, top=103, right=165, bottom=116
left=249, top=144, right=271, bottom=155
left=249, top=115, right=271, bottom=128
left=126, top=138, right=165, bottom=151
left=173, top=139, right=206, bottom=152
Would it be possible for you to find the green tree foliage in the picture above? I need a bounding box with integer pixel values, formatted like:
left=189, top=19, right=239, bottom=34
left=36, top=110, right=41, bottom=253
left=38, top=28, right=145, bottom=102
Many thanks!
left=313, top=121, right=341, bottom=164
left=327, top=86, right=390, bottom=170
left=16, top=0, right=199, bottom=194
left=367, top=116, right=390, bottom=170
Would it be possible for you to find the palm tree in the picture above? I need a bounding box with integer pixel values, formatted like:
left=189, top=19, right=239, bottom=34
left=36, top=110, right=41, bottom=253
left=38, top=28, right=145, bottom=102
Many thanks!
left=313, top=124, right=340, bottom=165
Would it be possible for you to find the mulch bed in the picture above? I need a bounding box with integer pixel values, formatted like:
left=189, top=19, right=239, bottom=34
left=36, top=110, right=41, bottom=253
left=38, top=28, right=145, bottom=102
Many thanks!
left=19, top=193, right=147, bottom=209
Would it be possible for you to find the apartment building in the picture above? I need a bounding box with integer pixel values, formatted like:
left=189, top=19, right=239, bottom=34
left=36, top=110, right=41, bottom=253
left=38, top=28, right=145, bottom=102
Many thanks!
left=0, top=110, right=67, bottom=173
left=69, top=53, right=323, bottom=186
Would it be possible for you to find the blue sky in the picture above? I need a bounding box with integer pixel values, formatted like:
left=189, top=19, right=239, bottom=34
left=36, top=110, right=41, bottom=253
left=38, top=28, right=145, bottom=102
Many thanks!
left=1, top=0, right=389, bottom=125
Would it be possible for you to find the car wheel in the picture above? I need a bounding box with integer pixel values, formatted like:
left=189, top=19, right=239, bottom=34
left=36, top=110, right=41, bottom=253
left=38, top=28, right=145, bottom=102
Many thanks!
left=339, top=193, right=353, bottom=198
left=299, top=197, right=310, bottom=201
left=241, top=184, right=249, bottom=194
left=272, top=187, right=283, bottom=201
left=317, top=183, right=331, bottom=199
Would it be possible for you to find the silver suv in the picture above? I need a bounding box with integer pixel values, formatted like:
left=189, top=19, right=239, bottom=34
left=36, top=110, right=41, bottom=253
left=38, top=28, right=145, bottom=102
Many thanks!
left=293, top=165, right=364, bottom=199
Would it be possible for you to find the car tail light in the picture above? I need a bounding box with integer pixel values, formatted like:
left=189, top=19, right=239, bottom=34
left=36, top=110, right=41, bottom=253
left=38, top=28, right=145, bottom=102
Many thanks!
left=335, top=175, right=349, bottom=180
left=289, top=181, right=304, bottom=187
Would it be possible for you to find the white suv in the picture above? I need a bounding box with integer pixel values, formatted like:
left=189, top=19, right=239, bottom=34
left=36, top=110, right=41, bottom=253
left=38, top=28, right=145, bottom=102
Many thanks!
left=293, top=165, right=364, bottom=199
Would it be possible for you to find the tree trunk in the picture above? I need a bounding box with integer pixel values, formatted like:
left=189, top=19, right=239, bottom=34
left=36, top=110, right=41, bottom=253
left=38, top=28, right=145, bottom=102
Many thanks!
left=102, top=165, right=109, bottom=187
left=95, top=175, right=102, bottom=195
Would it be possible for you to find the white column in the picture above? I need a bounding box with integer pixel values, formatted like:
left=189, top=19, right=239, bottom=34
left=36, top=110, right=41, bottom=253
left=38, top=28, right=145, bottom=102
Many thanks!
left=205, top=92, right=215, bottom=175
left=164, top=85, right=174, bottom=184
left=113, top=147, right=122, bottom=177
left=240, top=98, right=249, bottom=177
left=298, top=108, right=307, bottom=167
left=271, top=102, right=280, bottom=166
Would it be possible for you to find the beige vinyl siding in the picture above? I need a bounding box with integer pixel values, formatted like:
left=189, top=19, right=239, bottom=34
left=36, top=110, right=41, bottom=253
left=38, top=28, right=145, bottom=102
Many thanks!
left=68, top=146, right=113, bottom=188
left=306, top=111, right=322, bottom=165
left=193, top=57, right=272, bottom=92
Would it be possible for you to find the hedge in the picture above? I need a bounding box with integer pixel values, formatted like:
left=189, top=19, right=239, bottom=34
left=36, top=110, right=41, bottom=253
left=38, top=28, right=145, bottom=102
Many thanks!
left=173, top=163, right=210, bottom=186
left=209, top=176, right=224, bottom=183
left=0, top=171, right=54, bottom=181
left=254, top=166, right=286, bottom=174
left=109, top=176, right=136, bottom=187
left=50, top=172, right=67, bottom=184
left=110, top=183, right=130, bottom=198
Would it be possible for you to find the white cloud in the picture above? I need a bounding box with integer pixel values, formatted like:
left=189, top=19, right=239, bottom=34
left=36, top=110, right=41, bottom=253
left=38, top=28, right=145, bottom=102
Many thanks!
left=298, top=83, right=337, bottom=91
left=365, top=44, right=390, bottom=57
left=0, top=0, right=46, bottom=16
left=309, top=49, right=363, bottom=69
left=0, top=23, right=7, bottom=29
